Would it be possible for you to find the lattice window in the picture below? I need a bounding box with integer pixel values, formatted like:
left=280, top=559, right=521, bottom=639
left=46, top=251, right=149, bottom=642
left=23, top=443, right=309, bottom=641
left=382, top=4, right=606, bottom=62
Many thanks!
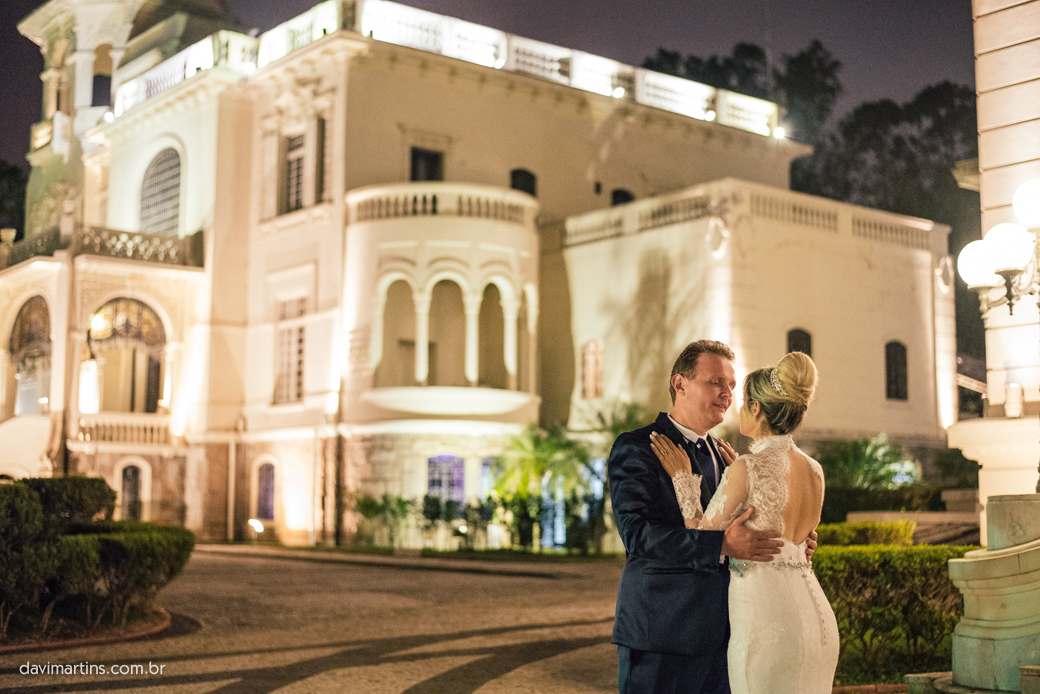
left=121, top=465, right=141, bottom=521
left=428, top=455, right=464, bottom=517
left=582, top=340, right=604, bottom=399
left=274, top=298, right=307, bottom=404
left=256, top=463, right=275, bottom=519
left=140, top=148, right=181, bottom=237
left=285, top=134, right=306, bottom=213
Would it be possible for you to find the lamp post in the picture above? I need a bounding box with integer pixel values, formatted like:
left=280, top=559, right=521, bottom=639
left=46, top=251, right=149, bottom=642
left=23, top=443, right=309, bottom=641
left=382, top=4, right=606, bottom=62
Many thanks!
left=957, top=179, right=1040, bottom=493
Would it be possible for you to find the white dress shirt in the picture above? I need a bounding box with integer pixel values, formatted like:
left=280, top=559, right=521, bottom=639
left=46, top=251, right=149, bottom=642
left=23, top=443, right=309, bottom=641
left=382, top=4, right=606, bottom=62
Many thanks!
left=668, top=415, right=720, bottom=484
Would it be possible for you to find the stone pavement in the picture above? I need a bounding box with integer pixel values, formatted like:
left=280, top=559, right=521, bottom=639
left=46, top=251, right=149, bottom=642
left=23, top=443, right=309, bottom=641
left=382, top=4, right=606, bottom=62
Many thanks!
left=0, top=546, right=625, bottom=693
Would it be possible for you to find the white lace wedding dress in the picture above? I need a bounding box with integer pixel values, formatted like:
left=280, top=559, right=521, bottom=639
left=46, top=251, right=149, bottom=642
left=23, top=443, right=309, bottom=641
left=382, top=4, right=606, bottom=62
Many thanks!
left=672, top=435, right=840, bottom=694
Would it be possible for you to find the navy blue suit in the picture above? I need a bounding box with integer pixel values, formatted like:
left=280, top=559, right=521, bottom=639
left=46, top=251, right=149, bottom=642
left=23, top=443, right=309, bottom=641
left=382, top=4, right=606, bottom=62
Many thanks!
left=610, top=412, right=730, bottom=693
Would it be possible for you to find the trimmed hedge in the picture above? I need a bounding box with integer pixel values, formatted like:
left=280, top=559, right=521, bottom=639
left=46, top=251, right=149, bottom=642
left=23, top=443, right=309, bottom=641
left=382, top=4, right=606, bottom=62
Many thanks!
left=814, top=544, right=977, bottom=685
left=0, top=478, right=193, bottom=640
left=821, top=485, right=943, bottom=524
left=817, top=521, right=915, bottom=546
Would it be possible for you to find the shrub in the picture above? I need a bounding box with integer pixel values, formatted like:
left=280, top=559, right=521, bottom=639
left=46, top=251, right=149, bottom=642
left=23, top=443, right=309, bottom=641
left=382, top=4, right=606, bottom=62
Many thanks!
left=22, top=477, right=115, bottom=537
left=0, top=478, right=194, bottom=642
left=817, top=521, right=915, bottom=546
left=814, top=544, right=976, bottom=684
left=814, top=434, right=915, bottom=490
left=821, top=484, right=943, bottom=523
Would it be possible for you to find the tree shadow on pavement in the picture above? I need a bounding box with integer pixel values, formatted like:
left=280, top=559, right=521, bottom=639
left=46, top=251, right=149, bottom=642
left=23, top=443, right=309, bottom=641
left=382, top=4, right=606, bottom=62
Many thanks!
left=0, top=617, right=615, bottom=694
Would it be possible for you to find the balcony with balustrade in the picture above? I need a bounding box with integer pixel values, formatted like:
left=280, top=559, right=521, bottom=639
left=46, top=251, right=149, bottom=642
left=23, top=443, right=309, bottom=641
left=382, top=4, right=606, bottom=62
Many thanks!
left=0, top=225, right=204, bottom=272
left=343, top=182, right=540, bottom=424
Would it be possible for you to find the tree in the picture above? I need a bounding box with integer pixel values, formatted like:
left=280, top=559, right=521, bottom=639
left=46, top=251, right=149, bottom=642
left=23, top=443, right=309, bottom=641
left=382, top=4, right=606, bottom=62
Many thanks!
left=790, top=81, right=984, bottom=358
left=0, top=160, right=27, bottom=241
left=643, top=40, right=842, bottom=145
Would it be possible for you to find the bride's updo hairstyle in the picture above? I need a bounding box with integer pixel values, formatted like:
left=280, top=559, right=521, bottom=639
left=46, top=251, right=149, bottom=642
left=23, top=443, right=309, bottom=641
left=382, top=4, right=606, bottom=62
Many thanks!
left=744, top=352, right=818, bottom=435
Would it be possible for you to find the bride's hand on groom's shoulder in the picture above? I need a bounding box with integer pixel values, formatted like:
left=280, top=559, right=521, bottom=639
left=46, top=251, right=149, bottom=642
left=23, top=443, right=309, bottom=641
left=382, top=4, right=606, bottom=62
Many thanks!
left=721, top=507, right=783, bottom=562
left=717, top=440, right=737, bottom=466
left=649, top=432, right=691, bottom=478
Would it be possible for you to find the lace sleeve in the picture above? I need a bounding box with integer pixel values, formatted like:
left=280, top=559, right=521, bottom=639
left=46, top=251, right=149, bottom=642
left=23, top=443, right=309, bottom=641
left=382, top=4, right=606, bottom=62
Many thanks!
left=671, top=471, right=704, bottom=529
left=699, top=459, right=750, bottom=531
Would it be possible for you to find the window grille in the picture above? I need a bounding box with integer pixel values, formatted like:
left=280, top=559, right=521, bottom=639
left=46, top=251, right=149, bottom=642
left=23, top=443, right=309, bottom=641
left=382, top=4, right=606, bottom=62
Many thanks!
left=121, top=465, right=141, bottom=521
left=256, top=463, right=275, bottom=520
left=428, top=455, right=464, bottom=517
left=787, top=329, right=812, bottom=357
left=886, top=341, right=908, bottom=401
left=274, top=298, right=306, bottom=404
left=140, top=148, right=181, bottom=237
left=582, top=340, right=604, bottom=399
left=285, top=134, right=306, bottom=213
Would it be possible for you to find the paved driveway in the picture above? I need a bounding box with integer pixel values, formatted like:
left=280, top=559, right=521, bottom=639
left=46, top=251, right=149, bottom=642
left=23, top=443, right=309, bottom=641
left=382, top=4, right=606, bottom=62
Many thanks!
left=0, top=548, right=624, bottom=693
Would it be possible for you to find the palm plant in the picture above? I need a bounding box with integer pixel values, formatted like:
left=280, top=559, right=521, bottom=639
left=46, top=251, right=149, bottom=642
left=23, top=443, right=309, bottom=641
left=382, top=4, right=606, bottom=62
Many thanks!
left=813, top=433, right=916, bottom=490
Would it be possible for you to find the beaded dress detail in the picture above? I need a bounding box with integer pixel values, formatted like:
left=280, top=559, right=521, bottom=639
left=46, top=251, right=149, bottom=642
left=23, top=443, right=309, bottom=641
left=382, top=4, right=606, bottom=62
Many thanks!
left=668, top=434, right=839, bottom=694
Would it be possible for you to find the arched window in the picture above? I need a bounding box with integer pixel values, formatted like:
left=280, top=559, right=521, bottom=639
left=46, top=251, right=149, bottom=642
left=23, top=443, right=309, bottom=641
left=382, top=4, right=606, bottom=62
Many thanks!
left=510, top=169, right=537, bottom=197
left=256, top=463, right=275, bottom=520
left=121, top=465, right=141, bottom=521
left=611, top=189, right=634, bottom=206
left=141, top=148, right=181, bottom=237
left=886, top=341, right=908, bottom=401
left=478, top=283, right=507, bottom=389
left=428, top=280, right=466, bottom=386
left=375, top=280, right=417, bottom=388
left=87, top=298, right=166, bottom=413
left=787, top=329, right=812, bottom=357
left=92, top=44, right=113, bottom=107
left=9, top=296, right=51, bottom=417
left=582, top=340, right=604, bottom=399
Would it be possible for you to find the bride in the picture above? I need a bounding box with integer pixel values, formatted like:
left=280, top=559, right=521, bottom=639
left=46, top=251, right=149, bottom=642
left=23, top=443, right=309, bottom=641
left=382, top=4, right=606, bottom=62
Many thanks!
left=649, top=351, right=840, bottom=693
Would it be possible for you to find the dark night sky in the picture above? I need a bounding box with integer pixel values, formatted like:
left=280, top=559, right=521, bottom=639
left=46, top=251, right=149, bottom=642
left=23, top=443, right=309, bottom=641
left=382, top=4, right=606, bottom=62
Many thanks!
left=0, top=0, right=975, bottom=170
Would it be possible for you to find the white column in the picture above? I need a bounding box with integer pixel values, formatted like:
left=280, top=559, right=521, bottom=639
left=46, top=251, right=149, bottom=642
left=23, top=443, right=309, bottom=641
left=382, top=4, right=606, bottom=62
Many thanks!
left=414, top=294, right=431, bottom=386
left=0, top=348, right=9, bottom=422
left=503, top=298, right=519, bottom=390
left=41, top=69, right=60, bottom=118
left=160, top=343, right=177, bottom=412
left=464, top=294, right=481, bottom=386
left=70, top=50, right=96, bottom=110
left=526, top=291, right=539, bottom=394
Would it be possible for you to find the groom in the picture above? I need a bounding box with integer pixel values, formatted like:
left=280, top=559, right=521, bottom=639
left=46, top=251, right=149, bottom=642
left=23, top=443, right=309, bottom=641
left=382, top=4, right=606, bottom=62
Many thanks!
left=609, top=340, right=785, bottom=694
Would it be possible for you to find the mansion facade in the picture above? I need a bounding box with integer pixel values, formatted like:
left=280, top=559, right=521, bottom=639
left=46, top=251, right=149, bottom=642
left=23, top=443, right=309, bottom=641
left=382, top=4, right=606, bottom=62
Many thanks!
left=0, top=0, right=957, bottom=545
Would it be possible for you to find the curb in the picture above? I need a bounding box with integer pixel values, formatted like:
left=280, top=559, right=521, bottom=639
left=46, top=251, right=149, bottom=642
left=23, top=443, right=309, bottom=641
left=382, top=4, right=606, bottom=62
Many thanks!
left=0, top=608, right=172, bottom=655
left=193, top=544, right=583, bottom=578
left=833, top=686, right=907, bottom=693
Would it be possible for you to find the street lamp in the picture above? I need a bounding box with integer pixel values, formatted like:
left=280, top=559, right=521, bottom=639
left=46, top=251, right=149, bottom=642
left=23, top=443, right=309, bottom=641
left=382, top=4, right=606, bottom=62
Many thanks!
left=957, top=179, right=1040, bottom=492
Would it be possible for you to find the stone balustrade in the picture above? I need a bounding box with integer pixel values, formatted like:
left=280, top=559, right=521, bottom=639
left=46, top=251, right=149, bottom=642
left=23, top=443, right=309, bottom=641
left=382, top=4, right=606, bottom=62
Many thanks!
left=349, top=182, right=536, bottom=227
left=0, top=226, right=203, bottom=271
left=77, top=413, right=171, bottom=445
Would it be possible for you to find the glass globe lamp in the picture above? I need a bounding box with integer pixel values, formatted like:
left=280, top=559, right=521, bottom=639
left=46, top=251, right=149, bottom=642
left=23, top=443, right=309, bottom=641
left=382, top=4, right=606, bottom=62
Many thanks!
left=985, top=222, right=1036, bottom=273
left=1012, top=179, right=1040, bottom=228
left=957, top=240, right=1001, bottom=288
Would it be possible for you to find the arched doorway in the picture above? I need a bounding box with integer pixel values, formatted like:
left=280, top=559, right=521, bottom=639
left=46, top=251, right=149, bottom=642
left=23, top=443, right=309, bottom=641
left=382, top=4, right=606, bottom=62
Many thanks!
left=428, top=280, right=466, bottom=386
left=8, top=296, right=51, bottom=418
left=86, top=298, right=166, bottom=413
left=374, top=280, right=417, bottom=387
left=478, top=283, right=507, bottom=389
left=121, top=464, right=142, bottom=521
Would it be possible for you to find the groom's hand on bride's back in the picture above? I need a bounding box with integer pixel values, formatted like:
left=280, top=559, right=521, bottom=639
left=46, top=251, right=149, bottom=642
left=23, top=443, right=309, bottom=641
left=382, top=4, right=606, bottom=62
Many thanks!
left=721, top=507, right=783, bottom=562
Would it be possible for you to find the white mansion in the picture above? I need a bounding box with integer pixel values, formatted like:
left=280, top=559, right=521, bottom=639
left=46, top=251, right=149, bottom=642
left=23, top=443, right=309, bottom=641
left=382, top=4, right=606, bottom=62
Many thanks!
left=0, top=0, right=957, bottom=544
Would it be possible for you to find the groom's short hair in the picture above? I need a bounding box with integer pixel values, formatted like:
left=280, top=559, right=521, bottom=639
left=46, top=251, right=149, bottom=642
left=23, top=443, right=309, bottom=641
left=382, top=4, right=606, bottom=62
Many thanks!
left=669, top=340, right=736, bottom=403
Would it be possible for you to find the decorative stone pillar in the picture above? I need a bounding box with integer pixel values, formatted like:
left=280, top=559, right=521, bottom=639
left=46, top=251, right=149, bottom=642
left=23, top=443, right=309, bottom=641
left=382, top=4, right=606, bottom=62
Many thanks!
left=464, top=294, right=481, bottom=387
left=526, top=291, right=539, bottom=394
left=503, top=298, right=519, bottom=390
left=67, top=331, right=86, bottom=439
left=0, top=347, right=9, bottom=422
left=414, top=293, right=431, bottom=386
left=160, top=342, right=179, bottom=413
left=70, top=50, right=96, bottom=110
left=41, top=68, right=61, bottom=118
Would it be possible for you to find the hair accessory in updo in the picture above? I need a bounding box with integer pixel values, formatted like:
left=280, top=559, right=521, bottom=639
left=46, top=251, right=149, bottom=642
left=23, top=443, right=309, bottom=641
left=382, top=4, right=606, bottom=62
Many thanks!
left=769, top=368, right=789, bottom=397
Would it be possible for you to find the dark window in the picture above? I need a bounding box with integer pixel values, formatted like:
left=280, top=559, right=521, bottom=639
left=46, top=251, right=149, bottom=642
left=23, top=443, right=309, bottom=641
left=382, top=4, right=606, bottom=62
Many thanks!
left=787, top=329, right=812, bottom=357
left=141, top=149, right=181, bottom=236
left=315, top=118, right=326, bottom=204
left=285, top=134, right=305, bottom=213
left=92, top=75, right=111, bottom=107
left=886, top=341, right=908, bottom=400
left=121, top=465, right=141, bottom=521
left=428, top=455, right=464, bottom=516
left=611, top=188, right=634, bottom=206
left=411, top=147, right=443, bottom=182
left=510, top=168, right=537, bottom=197
left=257, top=463, right=275, bottom=519
left=594, top=181, right=602, bottom=195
